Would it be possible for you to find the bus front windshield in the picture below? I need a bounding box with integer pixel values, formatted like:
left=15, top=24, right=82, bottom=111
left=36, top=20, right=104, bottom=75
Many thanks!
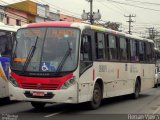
left=11, top=27, right=80, bottom=73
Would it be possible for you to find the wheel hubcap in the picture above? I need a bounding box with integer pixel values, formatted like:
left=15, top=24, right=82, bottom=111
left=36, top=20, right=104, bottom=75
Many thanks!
left=135, top=82, right=140, bottom=96
left=93, top=89, right=101, bottom=103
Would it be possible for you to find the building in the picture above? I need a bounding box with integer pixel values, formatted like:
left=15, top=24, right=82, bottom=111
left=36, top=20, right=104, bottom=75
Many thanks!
left=60, top=14, right=81, bottom=22
left=4, top=6, right=28, bottom=26
left=3, top=0, right=81, bottom=26
left=6, top=0, right=57, bottom=25
left=0, top=5, right=5, bottom=23
left=6, top=0, right=38, bottom=23
left=47, top=12, right=60, bottom=21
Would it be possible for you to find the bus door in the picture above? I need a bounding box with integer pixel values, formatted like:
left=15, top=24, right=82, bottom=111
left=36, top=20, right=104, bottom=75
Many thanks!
left=79, top=29, right=94, bottom=102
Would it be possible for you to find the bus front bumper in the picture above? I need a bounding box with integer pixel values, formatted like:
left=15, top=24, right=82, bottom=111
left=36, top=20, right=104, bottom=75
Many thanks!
left=9, top=82, right=78, bottom=103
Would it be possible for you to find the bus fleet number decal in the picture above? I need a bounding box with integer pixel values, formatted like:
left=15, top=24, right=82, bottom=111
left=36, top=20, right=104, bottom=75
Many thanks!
left=99, top=65, right=107, bottom=72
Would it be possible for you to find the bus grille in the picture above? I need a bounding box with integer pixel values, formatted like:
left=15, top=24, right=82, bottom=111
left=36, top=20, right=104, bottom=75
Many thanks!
left=21, top=83, right=59, bottom=90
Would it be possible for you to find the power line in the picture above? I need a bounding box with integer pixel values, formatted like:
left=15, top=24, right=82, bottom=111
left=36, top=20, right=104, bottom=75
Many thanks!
left=110, top=2, right=131, bottom=14
left=98, top=2, right=124, bottom=15
left=105, top=0, right=160, bottom=12
left=125, top=0, right=160, bottom=6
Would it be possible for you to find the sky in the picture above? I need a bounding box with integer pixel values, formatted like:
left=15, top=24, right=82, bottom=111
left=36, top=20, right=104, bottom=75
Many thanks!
left=2, top=0, right=160, bottom=37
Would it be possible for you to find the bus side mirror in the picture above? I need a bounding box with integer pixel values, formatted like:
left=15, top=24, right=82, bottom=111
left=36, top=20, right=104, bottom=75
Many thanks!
left=84, top=42, right=90, bottom=53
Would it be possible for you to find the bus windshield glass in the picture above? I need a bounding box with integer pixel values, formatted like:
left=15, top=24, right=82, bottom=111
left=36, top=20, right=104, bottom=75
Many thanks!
left=11, top=27, right=80, bottom=73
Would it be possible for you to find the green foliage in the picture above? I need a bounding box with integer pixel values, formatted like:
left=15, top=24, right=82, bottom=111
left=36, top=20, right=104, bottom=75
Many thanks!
left=104, top=21, right=120, bottom=31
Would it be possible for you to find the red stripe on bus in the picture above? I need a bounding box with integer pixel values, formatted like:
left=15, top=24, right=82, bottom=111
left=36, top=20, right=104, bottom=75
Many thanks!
left=11, top=72, right=73, bottom=90
left=117, top=69, right=119, bottom=79
left=93, top=69, right=95, bottom=81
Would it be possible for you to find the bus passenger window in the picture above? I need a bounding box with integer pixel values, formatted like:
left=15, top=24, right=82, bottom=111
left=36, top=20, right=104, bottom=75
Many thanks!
left=146, top=43, right=152, bottom=62
left=119, top=37, right=127, bottom=60
left=130, top=40, right=139, bottom=62
left=80, top=36, right=92, bottom=61
left=151, top=43, right=155, bottom=62
left=108, top=35, right=117, bottom=60
left=80, top=35, right=92, bottom=74
left=139, top=41, right=145, bottom=62
left=96, top=33, right=105, bottom=59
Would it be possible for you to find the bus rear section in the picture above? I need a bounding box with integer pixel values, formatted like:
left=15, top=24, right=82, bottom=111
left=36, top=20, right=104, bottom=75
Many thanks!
left=0, top=25, right=18, bottom=99
left=0, top=57, right=10, bottom=98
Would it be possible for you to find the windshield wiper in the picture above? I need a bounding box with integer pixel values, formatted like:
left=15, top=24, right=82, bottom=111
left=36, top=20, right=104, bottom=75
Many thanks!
left=55, top=39, right=72, bottom=75
left=22, top=36, right=38, bottom=72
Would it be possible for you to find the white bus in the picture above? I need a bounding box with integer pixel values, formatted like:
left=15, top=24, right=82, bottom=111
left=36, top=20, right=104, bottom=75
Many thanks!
left=0, top=22, right=19, bottom=98
left=9, top=21, right=155, bottom=109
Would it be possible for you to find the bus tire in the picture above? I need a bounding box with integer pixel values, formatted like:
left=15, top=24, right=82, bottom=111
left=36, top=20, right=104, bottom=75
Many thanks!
left=132, top=80, right=141, bottom=99
left=88, top=82, right=102, bottom=109
left=31, top=102, right=45, bottom=109
left=154, top=79, right=159, bottom=88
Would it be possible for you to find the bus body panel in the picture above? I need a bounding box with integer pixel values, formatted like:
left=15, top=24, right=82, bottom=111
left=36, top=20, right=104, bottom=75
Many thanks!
left=9, top=72, right=79, bottom=103
left=78, top=62, right=155, bottom=102
left=0, top=79, right=9, bottom=98
left=78, top=67, right=93, bottom=103
left=9, top=82, right=78, bottom=103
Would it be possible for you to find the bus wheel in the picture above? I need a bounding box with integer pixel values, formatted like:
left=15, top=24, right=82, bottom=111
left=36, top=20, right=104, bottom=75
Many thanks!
left=132, top=80, right=141, bottom=99
left=88, top=82, right=102, bottom=109
left=154, top=79, right=159, bottom=88
left=31, top=102, right=46, bottom=109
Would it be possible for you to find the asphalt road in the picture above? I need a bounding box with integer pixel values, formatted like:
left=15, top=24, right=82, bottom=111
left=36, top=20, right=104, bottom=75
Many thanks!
left=1, top=87, right=160, bottom=120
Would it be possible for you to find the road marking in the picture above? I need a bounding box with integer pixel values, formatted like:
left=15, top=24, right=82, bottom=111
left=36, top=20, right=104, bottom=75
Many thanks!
left=153, top=106, right=160, bottom=114
left=44, top=111, right=63, bottom=118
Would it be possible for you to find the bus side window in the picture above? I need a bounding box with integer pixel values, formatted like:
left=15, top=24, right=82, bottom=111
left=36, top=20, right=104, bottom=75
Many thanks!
left=95, top=32, right=105, bottom=60
left=139, top=41, right=145, bottom=62
left=80, top=35, right=92, bottom=74
left=119, top=37, right=127, bottom=61
left=146, top=42, right=152, bottom=63
left=108, top=34, right=118, bottom=60
left=130, top=39, right=139, bottom=62
left=151, top=43, right=155, bottom=62
left=80, top=35, right=92, bottom=61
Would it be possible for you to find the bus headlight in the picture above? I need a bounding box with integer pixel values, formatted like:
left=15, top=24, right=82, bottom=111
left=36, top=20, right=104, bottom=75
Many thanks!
left=61, top=76, right=76, bottom=89
left=8, top=76, right=18, bottom=87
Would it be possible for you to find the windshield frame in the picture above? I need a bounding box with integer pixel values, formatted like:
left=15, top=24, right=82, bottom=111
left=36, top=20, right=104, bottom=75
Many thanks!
left=11, top=26, right=81, bottom=76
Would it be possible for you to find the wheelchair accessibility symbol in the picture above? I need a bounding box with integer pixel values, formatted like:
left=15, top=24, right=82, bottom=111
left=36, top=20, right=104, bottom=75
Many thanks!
left=41, top=62, right=49, bottom=71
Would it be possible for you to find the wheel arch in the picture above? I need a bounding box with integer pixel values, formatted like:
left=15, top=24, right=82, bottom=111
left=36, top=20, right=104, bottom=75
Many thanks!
left=94, top=78, right=104, bottom=98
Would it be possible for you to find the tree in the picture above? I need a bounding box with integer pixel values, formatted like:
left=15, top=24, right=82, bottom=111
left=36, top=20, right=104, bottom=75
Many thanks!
left=104, top=21, right=120, bottom=31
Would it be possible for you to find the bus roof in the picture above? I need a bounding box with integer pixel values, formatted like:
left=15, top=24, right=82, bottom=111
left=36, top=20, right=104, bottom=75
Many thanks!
left=22, top=21, right=153, bottom=43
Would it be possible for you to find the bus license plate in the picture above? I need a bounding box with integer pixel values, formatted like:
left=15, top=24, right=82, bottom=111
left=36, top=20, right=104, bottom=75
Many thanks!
left=32, top=92, right=44, bottom=97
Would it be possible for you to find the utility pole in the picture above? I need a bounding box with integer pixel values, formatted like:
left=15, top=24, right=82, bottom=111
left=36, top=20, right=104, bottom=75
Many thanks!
left=124, top=14, right=136, bottom=34
left=89, top=0, right=93, bottom=24
left=147, top=27, right=155, bottom=39
left=82, top=0, right=101, bottom=25
left=147, top=27, right=160, bottom=48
